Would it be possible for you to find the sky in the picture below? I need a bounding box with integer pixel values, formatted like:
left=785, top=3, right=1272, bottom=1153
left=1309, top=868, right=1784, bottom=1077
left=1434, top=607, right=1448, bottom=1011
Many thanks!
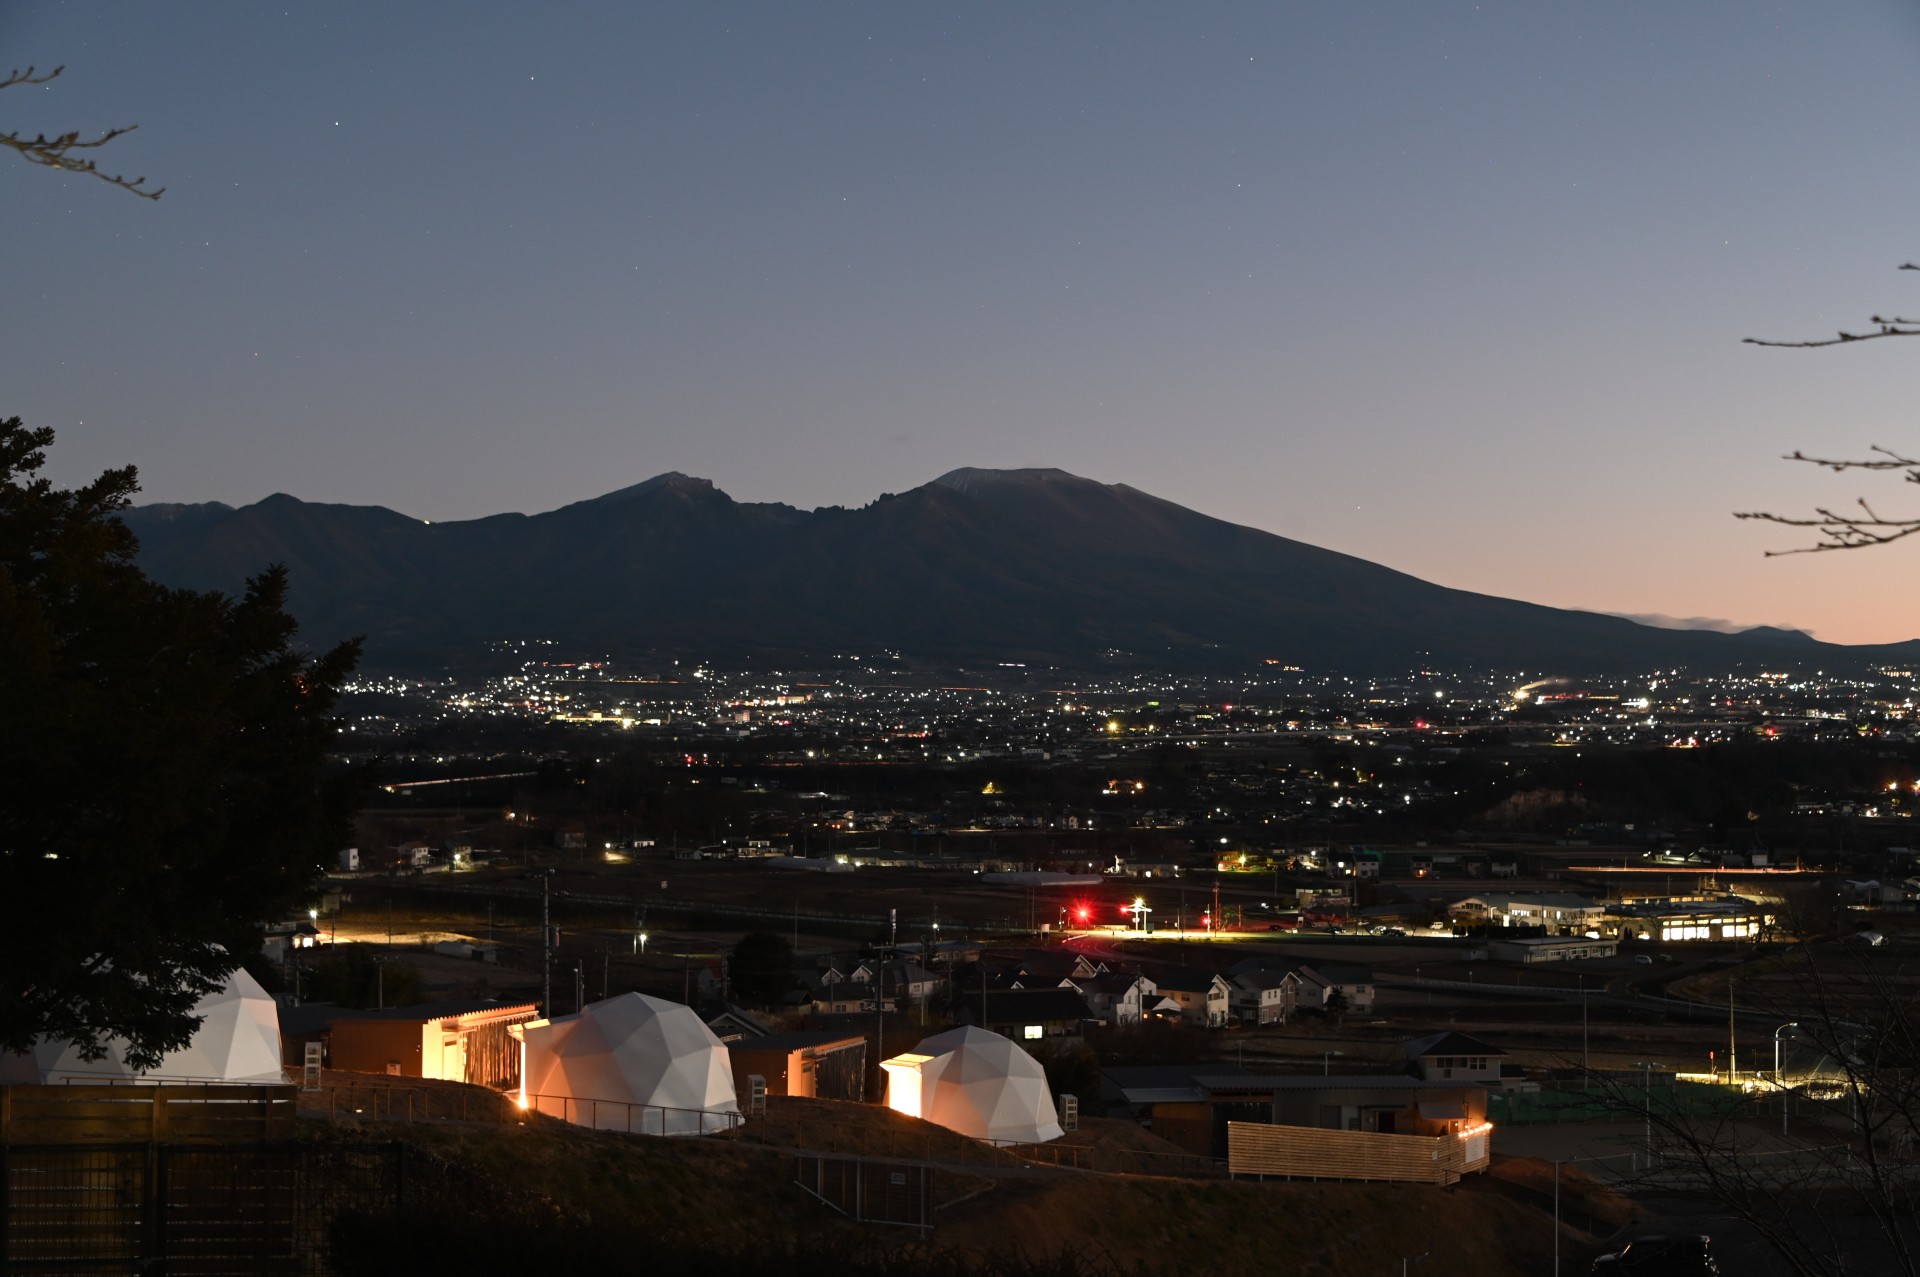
left=6, top=2, right=1920, bottom=645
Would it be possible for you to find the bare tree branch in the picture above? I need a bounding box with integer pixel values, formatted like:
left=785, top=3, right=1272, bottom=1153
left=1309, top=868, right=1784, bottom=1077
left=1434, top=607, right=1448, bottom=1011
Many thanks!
left=1745, top=326, right=1920, bottom=349
left=1735, top=450, right=1920, bottom=553
left=0, top=65, right=163, bottom=200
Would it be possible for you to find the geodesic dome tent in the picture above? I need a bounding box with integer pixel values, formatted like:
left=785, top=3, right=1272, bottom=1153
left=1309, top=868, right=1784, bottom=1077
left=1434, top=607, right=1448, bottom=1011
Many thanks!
left=0, top=967, right=284, bottom=1085
left=519, top=993, right=738, bottom=1135
left=882, top=1026, right=1062, bottom=1144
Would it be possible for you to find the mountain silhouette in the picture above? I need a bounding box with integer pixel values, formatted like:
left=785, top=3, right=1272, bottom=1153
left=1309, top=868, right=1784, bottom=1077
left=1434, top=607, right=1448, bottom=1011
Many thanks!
left=120, top=468, right=1916, bottom=673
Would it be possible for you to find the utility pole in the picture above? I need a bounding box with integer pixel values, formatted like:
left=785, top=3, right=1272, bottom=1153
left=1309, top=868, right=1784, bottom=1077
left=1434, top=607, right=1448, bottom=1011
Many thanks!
left=542, top=872, right=552, bottom=1017
left=574, top=960, right=585, bottom=1013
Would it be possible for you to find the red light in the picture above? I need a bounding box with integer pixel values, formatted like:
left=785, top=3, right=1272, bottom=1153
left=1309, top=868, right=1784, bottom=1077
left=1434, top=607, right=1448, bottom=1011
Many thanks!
left=1075, top=906, right=1090, bottom=922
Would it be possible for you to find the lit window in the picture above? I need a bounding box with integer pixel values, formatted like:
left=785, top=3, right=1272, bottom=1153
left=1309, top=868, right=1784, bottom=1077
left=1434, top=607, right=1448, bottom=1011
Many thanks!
left=1024, top=1025, right=1043, bottom=1040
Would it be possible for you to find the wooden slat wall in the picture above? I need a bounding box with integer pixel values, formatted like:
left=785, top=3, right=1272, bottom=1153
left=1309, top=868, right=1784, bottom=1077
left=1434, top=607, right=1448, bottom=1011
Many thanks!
left=0, top=1085, right=297, bottom=1146
left=1226, top=1122, right=1468, bottom=1185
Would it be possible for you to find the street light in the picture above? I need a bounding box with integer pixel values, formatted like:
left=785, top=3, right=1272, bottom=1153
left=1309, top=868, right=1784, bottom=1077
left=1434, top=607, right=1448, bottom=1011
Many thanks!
left=1323, top=1049, right=1344, bottom=1076
left=1774, top=1022, right=1801, bottom=1137
left=1634, top=1062, right=1665, bottom=1168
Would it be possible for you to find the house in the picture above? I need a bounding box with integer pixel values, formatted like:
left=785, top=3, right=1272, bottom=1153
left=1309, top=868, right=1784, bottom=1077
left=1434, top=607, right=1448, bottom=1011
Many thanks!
left=1402, top=1031, right=1506, bottom=1085
left=955, top=987, right=1095, bottom=1040
left=1228, top=970, right=1298, bottom=1026
left=1014, top=952, right=1104, bottom=984
left=851, top=959, right=940, bottom=1004
left=1065, top=971, right=1157, bottom=1026
left=809, top=981, right=875, bottom=1015
left=1149, top=969, right=1231, bottom=1027
left=1293, top=964, right=1374, bottom=1015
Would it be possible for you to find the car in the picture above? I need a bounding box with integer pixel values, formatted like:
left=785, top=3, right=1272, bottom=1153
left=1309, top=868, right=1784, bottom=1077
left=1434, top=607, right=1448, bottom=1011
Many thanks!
left=1380, top=927, right=1407, bottom=938
left=1591, top=1234, right=1719, bottom=1275
left=1633, top=954, right=1654, bottom=965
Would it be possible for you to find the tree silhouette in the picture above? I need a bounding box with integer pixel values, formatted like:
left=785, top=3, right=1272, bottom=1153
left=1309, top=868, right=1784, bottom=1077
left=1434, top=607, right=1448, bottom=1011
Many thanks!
left=0, top=416, right=361, bottom=1068
left=728, top=931, right=796, bottom=1007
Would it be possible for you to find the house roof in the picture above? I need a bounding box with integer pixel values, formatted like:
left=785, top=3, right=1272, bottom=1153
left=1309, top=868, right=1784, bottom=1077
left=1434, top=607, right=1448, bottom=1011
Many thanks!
left=1103, top=1063, right=1249, bottom=1103
left=1149, top=968, right=1225, bottom=995
left=727, top=1030, right=867, bottom=1054
left=967, top=988, right=1094, bottom=1022
left=1402, top=1031, right=1507, bottom=1059
left=1073, top=971, right=1147, bottom=995
left=1195, top=1073, right=1440, bottom=1093
left=1457, top=892, right=1600, bottom=911
left=285, top=999, right=539, bottom=1031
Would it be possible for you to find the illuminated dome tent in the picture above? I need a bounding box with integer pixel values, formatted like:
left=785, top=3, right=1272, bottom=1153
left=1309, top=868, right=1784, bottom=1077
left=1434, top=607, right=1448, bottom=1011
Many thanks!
left=518, top=993, right=739, bottom=1135
left=0, top=967, right=284, bottom=1085
left=882, top=1026, right=1062, bottom=1144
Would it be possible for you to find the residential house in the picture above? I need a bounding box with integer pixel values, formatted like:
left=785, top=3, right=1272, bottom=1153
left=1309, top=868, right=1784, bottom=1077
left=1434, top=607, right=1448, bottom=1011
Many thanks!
left=1065, top=971, right=1157, bottom=1027
left=1150, top=969, right=1231, bottom=1027
left=1402, top=1031, right=1507, bottom=1085
left=1228, top=970, right=1298, bottom=1026
left=956, top=987, right=1095, bottom=1041
left=1293, top=964, right=1374, bottom=1015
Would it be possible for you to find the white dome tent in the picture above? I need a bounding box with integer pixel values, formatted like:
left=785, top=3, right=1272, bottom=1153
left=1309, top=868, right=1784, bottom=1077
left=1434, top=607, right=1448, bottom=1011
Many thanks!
left=882, top=1026, right=1062, bottom=1144
left=517, top=993, right=739, bottom=1135
left=0, top=967, right=284, bottom=1085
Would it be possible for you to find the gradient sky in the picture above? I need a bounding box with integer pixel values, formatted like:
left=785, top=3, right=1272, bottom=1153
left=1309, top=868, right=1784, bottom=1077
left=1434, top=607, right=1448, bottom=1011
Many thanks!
left=7, top=2, right=1920, bottom=645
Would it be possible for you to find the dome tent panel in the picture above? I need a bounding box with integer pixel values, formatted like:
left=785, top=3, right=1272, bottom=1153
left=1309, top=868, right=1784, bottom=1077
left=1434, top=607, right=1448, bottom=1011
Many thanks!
left=0, top=968, right=284, bottom=1085
left=519, top=993, right=738, bottom=1135
left=881, top=1026, right=1061, bottom=1144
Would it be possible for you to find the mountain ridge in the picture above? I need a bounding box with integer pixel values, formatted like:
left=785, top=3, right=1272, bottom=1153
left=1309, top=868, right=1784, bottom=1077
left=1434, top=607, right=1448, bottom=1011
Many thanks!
left=118, top=468, right=1917, bottom=674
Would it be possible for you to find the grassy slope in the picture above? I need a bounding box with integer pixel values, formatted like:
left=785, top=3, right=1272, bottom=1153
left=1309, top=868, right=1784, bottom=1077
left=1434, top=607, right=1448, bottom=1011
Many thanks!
left=309, top=1095, right=1632, bottom=1276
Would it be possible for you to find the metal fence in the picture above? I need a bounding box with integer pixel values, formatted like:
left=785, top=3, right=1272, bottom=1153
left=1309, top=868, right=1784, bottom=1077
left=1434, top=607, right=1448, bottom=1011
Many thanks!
left=0, top=1140, right=407, bottom=1276
left=792, top=1153, right=931, bottom=1235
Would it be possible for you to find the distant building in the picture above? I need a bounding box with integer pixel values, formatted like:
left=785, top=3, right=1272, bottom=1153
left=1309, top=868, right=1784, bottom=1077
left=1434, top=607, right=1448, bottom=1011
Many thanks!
left=1401, top=1031, right=1506, bottom=1085
left=1489, top=935, right=1617, bottom=964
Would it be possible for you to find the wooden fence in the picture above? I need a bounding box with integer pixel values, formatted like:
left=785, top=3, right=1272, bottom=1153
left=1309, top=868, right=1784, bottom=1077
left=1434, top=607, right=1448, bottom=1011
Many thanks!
left=1225, top=1121, right=1491, bottom=1186
left=0, top=1085, right=296, bottom=1146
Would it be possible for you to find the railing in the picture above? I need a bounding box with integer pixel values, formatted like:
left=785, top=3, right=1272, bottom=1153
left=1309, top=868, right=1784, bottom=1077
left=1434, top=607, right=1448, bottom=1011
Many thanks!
left=520, top=1092, right=743, bottom=1136
left=307, top=1080, right=740, bottom=1136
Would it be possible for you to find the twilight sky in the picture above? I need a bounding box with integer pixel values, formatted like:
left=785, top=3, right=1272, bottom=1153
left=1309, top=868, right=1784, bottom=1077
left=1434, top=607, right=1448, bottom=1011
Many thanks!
left=6, top=2, right=1920, bottom=645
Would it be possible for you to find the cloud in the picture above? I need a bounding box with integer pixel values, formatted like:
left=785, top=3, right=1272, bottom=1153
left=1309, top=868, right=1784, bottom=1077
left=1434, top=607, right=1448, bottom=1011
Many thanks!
left=1611, top=612, right=1809, bottom=636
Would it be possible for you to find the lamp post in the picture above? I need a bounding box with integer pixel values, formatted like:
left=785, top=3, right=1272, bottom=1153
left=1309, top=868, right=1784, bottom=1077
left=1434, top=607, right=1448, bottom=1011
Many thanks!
left=1635, top=1062, right=1664, bottom=1168
left=1323, top=1049, right=1343, bottom=1076
left=1774, top=1022, right=1800, bottom=1137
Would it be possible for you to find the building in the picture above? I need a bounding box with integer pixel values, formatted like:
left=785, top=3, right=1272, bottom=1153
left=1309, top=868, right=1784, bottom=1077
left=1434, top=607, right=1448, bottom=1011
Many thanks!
left=1600, top=895, right=1768, bottom=942
left=956, top=987, right=1095, bottom=1040
left=1101, top=1064, right=1489, bottom=1159
left=1149, top=969, right=1231, bottom=1027
left=727, top=1030, right=867, bottom=1101
left=1451, top=892, right=1606, bottom=935
left=280, top=999, right=540, bottom=1088
left=1489, top=935, right=1618, bottom=964
left=1064, top=971, right=1157, bottom=1026
left=1401, top=1031, right=1506, bottom=1085
left=1228, top=970, right=1298, bottom=1026
left=1292, top=964, right=1374, bottom=1015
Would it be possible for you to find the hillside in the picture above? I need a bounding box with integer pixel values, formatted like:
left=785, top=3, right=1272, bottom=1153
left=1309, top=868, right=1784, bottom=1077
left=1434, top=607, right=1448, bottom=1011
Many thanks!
left=311, top=1095, right=1633, bottom=1276
left=123, top=467, right=1913, bottom=674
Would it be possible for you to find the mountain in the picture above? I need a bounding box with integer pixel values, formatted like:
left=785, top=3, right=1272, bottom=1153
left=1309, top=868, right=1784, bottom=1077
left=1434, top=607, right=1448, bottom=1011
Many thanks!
left=119, top=468, right=1919, bottom=674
